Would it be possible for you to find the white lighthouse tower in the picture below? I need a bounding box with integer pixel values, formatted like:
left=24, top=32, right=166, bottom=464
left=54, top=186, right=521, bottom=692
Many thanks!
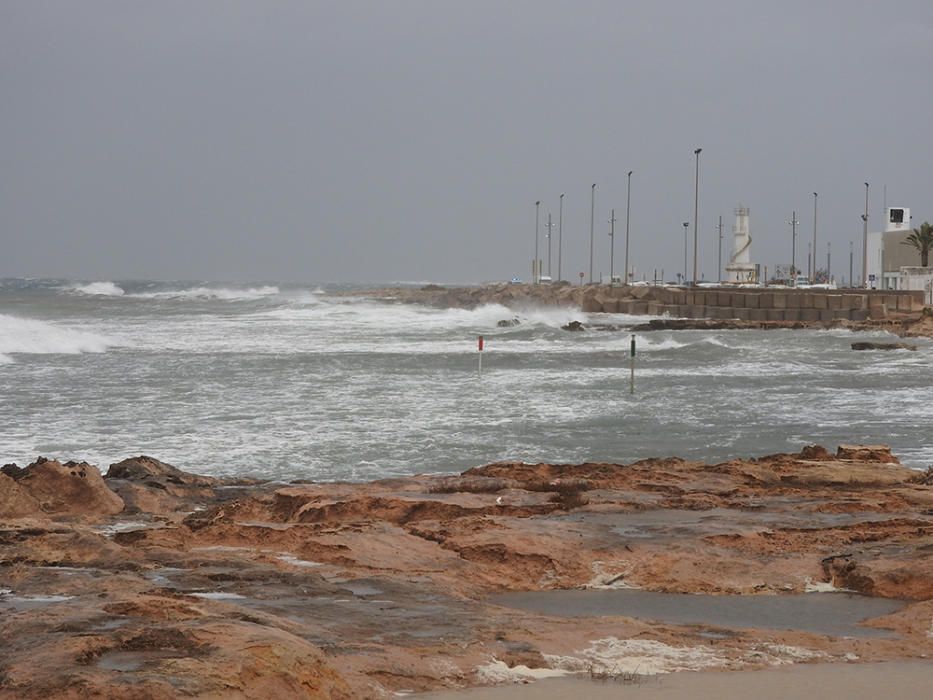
left=725, top=205, right=757, bottom=283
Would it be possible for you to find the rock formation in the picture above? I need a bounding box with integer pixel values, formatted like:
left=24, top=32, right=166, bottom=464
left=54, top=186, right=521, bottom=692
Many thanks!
left=1, top=446, right=931, bottom=698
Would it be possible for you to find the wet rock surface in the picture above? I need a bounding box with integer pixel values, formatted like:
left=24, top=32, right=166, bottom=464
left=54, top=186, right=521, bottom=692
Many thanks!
left=1, top=446, right=932, bottom=698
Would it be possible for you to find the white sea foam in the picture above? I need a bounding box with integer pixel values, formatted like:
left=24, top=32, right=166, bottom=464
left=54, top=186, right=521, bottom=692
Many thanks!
left=131, top=285, right=280, bottom=301
left=67, top=281, right=125, bottom=296
left=190, top=591, right=247, bottom=600
left=0, top=314, right=120, bottom=362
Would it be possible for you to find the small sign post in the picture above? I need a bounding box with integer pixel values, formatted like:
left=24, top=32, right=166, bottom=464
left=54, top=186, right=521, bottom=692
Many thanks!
left=630, top=334, right=636, bottom=394
left=478, top=335, right=484, bottom=377
left=579, top=272, right=585, bottom=286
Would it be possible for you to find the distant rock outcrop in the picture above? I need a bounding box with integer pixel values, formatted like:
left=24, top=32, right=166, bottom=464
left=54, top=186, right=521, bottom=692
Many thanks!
left=851, top=342, right=917, bottom=351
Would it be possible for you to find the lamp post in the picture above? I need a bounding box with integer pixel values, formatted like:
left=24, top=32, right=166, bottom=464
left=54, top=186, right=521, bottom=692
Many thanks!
left=624, top=171, right=633, bottom=285
left=589, top=184, right=596, bottom=284
left=608, top=209, right=617, bottom=286
left=811, top=192, right=818, bottom=283
left=827, top=242, right=831, bottom=282
left=693, top=148, right=702, bottom=286
left=861, top=182, right=869, bottom=287
left=682, top=221, right=689, bottom=284
left=716, top=215, right=723, bottom=284
left=534, top=200, right=540, bottom=284
left=787, top=211, right=800, bottom=287
left=849, top=241, right=854, bottom=288
left=545, top=212, right=554, bottom=278
left=557, top=193, right=564, bottom=282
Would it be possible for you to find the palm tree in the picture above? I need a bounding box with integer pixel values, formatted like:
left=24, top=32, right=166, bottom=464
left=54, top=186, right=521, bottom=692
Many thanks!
left=901, top=221, right=933, bottom=267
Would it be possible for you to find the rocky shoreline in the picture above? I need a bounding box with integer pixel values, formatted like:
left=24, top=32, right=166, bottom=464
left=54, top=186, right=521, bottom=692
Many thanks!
left=351, top=283, right=933, bottom=338
left=2, top=447, right=931, bottom=698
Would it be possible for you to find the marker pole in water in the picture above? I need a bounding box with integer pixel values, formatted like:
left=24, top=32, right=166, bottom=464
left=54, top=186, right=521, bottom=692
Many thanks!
left=630, top=334, right=636, bottom=394
left=478, top=335, right=484, bottom=377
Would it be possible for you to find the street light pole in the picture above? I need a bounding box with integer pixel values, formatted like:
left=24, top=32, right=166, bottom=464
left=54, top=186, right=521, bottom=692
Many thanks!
left=589, top=184, right=596, bottom=284
left=717, top=215, right=723, bottom=284
left=534, top=200, right=540, bottom=284
left=624, top=171, right=633, bottom=285
left=693, top=148, right=702, bottom=286
left=849, top=241, right=854, bottom=288
left=787, top=211, right=800, bottom=287
left=557, top=193, right=564, bottom=282
left=682, top=221, right=689, bottom=283
left=545, top=212, right=553, bottom=278
left=861, top=182, right=869, bottom=287
left=811, top=192, right=818, bottom=283
left=827, top=242, right=831, bottom=282
left=608, top=209, right=617, bottom=286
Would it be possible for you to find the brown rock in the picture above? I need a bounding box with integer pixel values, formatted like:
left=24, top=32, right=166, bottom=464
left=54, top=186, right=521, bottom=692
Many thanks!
left=106, top=455, right=217, bottom=486
left=836, top=444, right=900, bottom=464
left=6, top=458, right=124, bottom=520
left=0, top=472, right=44, bottom=520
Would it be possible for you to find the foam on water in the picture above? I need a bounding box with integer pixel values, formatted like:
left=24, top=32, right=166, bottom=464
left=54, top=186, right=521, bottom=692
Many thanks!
left=130, top=285, right=280, bottom=301
left=0, top=314, right=121, bottom=363
left=66, top=281, right=125, bottom=296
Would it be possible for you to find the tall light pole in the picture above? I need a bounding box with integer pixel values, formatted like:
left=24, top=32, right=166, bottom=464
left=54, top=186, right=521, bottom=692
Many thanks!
left=589, top=184, right=596, bottom=284
left=811, top=192, right=818, bottom=283
left=608, top=209, right=617, bottom=286
left=534, top=200, right=540, bottom=284
left=827, top=242, right=831, bottom=282
left=849, top=241, right=854, bottom=288
left=787, top=211, right=800, bottom=287
left=861, top=182, right=869, bottom=287
left=624, top=171, right=633, bottom=285
left=557, top=193, right=564, bottom=282
left=807, top=242, right=812, bottom=282
left=545, top=212, right=554, bottom=278
left=716, top=215, right=723, bottom=284
left=682, top=221, right=689, bottom=284
left=692, top=148, right=702, bottom=286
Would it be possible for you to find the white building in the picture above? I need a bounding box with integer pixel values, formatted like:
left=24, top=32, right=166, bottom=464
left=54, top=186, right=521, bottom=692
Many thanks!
left=724, top=206, right=758, bottom=283
left=866, top=207, right=917, bottom=290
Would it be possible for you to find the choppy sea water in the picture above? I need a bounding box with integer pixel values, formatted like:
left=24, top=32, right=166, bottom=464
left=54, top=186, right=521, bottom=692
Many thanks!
left=1, top=279, right=930, bottom=481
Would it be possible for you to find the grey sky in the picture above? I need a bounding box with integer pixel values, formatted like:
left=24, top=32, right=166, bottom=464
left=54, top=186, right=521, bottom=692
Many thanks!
left=2, top=0, right=931, bottom=284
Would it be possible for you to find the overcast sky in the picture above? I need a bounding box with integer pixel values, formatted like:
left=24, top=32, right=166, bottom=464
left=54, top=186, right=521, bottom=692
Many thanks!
left=2, top=0, right=931, bottom=284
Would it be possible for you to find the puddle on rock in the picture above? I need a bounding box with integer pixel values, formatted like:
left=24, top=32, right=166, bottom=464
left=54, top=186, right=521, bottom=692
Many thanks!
left=491, top=589, right=904, bottom=638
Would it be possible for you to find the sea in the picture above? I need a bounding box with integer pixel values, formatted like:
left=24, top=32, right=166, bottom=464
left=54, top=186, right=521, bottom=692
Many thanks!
left=1, top=278, right=930, bottom=481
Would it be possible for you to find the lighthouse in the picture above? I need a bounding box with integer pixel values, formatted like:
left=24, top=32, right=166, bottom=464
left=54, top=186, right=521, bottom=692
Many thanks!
left=725, top=206, right=758, bottom=284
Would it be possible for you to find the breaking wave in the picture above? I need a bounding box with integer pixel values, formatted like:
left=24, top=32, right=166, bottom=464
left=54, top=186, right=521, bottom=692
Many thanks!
left=0, top=314, right=119, bottom=363
left=66, top=281, right=125, bottom=296
left=130, top=285, right=280, bottom=301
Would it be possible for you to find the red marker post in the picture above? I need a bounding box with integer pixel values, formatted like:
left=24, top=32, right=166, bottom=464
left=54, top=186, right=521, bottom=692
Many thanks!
left=477, top=335, right=484, bottom=377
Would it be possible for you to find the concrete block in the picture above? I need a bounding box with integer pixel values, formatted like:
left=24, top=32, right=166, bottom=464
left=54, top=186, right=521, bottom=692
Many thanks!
left=799, top=308, right=820, bottom=322
left=647, top=302, right=664, bottom=315
left=826, top=295, right=843, bottom=310
left=896, top=295, right=915, bottom=312
left=868, top=303, right=887, bottom=319
left=842, top=295, right=864, bottom=310
left=759, top=293, right=774, bottom=308
left=782, top=309, right=800, bottom=322
left=617, top=300, right=635, bottom=314
left=786, top=293, right=801, bottom=308
left=819, top=309, right=836, bottom=322
left=772, top=293, right=787, bottom=309
left=601, top=299, right=620, bottom=313
left=631, top=301, right=649, bottom=315
left=745, top=294, right=760, bottom=308
left=812, top=294, right=828, bottom=310
left=748, top=308, right=767, bottom=321
left=850, top=309, right=869, bottom=321
left=730, top=293, right=746, bottom=308
left=832, top=309, right=852, bottom=321
left=883, top=294, right=899, bottom=310
left=582, top=297, right=602, bottom=312
left=766, top=309, right=785, bottom=321
left=715, top=292, right=730, bottom=306
left=733, top=308, right=751, bottom=320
